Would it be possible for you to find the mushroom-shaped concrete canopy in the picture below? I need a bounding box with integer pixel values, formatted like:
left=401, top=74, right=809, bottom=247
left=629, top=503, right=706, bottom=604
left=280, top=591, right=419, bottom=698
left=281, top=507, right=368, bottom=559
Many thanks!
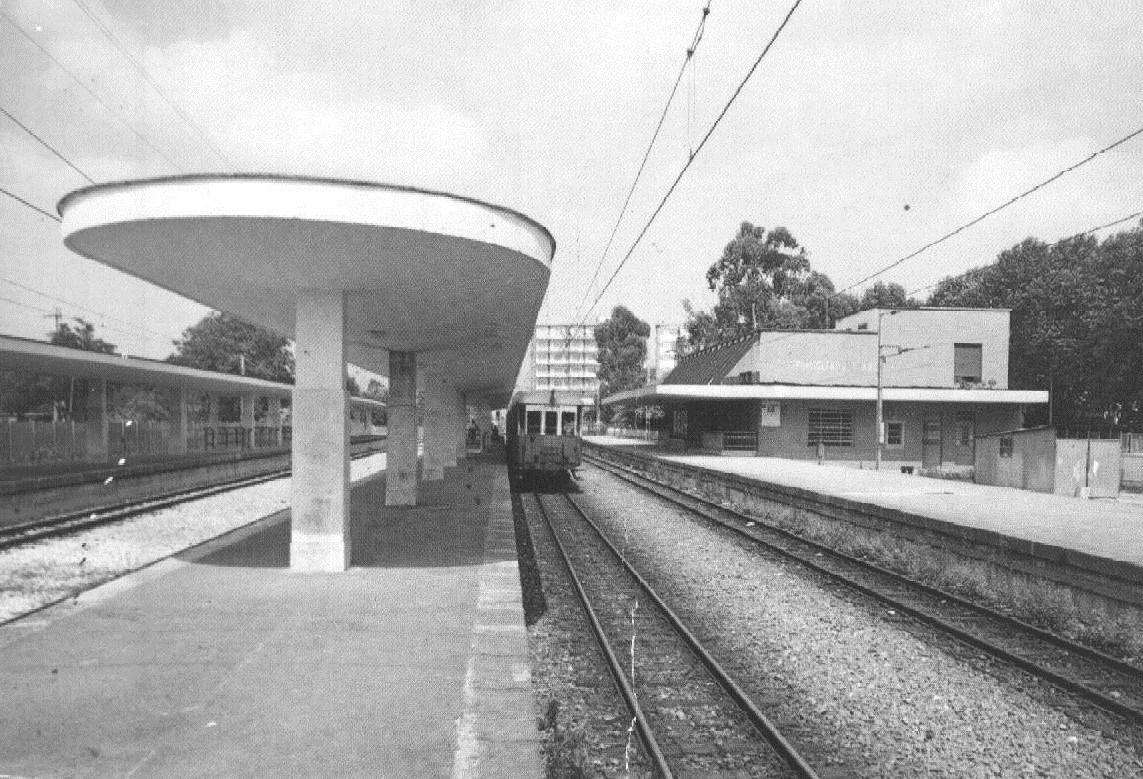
left=58, top=175, right=555, bottom=405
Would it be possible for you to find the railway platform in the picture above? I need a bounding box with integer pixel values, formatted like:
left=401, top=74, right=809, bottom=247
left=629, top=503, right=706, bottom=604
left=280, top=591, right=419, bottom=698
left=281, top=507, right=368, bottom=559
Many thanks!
left=0, top=452, right=540, bottom=778
left=585, top=436, right=1143, bottom=604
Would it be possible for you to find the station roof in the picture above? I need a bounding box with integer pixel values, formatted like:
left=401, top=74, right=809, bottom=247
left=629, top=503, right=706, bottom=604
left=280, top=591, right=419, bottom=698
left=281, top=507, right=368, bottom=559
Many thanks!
left=603, top=384, right=1049, bottom=406
left=58, top=175, right=555, bottom=406
left=0, top=334, right=385, bottom=409
left=0, top=334, right=291, bottom=396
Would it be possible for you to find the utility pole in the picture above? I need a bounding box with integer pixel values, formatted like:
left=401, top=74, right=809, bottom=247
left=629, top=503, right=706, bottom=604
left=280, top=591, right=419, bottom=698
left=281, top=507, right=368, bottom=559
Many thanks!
left=43, top=307, right=63, bottom=334
left=876, top=308, right=928, bottom=470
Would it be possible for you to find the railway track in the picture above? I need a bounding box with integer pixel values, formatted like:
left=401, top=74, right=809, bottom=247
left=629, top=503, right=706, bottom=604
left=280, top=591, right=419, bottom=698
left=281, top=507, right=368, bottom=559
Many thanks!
left=583, top=450, right=1143, bottom=728
left=528, top=489, right=820, bottom=779
left=0, top=448, right=382, bottom=552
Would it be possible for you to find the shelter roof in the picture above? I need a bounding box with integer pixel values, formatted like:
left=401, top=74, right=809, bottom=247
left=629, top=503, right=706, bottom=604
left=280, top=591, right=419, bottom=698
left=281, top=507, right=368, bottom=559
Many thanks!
left=58, top=175, right=555, bottom=406
left=604, top=383, right=1048, bottom=406
left=663, top=335, right=756, bottom=385
left=0, top=334, right=292, bottom=396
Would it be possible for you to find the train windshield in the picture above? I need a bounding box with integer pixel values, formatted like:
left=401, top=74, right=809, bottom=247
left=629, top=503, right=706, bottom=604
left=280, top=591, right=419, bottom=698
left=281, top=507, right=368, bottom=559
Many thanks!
left=544, top=410, right=558, bottom=435
left=561, top=410, right=578, bottom=436
left=526, top=410, right=542, bottom=434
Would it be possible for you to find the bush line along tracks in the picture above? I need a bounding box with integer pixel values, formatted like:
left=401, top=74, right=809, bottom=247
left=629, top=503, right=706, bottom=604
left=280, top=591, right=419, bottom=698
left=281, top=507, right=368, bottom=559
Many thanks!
left=0, top=449, right=380, bottom=552
left=581, top=450, right=1143, bottom=727
left=528, top=488, right=821, bottom=778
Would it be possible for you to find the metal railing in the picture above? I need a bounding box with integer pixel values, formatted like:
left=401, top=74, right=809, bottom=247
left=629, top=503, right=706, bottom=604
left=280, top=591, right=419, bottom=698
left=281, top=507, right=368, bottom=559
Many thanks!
left=722, top=431, right=758, bottom=452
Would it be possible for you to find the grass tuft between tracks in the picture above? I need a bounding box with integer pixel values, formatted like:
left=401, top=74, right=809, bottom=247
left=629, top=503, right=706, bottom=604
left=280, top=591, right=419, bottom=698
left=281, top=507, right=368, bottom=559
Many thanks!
left=538, top=699, right=592, bottom=779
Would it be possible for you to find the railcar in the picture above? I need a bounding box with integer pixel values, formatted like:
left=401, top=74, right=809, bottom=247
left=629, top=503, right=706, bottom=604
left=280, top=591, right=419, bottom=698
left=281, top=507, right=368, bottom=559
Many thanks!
left=505, top=390, right=590, bottom=475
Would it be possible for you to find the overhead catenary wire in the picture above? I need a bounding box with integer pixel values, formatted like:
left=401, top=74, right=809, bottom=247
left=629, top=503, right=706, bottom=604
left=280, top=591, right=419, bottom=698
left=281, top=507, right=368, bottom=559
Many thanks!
left=0, top=274, right=174, bottom=343
left=835, top=123, right=1143, bottom=299
left=584, top=0, right=806, bottom=321
left=906, top=207, right=1143, bottom=297
left=0, top=106, right=94, bottom=184
left=0, top=11, right=186, bottom=173
left=69, top=0, right=232, bottom=169
left=570, top=0, right=714, bottom=327
left=0, top=185, right=60, bottom=222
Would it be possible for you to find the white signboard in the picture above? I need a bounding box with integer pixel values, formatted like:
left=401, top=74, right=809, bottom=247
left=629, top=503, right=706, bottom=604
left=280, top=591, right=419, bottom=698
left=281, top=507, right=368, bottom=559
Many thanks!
left=759, top=402, right=781, bottom=427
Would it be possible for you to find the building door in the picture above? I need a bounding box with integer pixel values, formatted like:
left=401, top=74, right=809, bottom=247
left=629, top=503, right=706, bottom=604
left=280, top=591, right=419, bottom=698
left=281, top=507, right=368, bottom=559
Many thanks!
left=922, top=414, right=942, bottom=468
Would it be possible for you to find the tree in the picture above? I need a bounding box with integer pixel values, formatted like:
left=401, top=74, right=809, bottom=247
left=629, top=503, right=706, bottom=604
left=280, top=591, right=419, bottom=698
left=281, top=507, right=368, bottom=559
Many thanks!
left=927, top=223, right=1143, bottom=427
left=684, top=223, right=856, bottom=350
left=595, top=306, right=650, bottom=423
left=168, top=312, right=294, bottom=383
left=0, top=318, right=117, bottom=419
left=858, top=281, right=920, bottom=311
left=51, top=318, right=116, bottom=354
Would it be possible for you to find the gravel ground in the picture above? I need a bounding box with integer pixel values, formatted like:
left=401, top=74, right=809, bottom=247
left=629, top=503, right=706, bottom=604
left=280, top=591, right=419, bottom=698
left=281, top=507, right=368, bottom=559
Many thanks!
left=0, top=453, right=387, bottom=623
left=563, top=465, right=1143, bottom=778
left=518, top=487, right=648, bottom=778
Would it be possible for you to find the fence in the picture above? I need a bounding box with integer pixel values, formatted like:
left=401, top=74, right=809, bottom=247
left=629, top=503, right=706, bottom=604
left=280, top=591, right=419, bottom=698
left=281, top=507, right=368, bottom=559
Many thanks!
left=3, top=420, right=89, bottom=465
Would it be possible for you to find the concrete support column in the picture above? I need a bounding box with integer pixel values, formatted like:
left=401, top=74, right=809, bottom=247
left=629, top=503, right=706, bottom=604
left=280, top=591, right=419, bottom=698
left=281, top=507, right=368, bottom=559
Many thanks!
left=241, top=392, right=256, bottom=449
left=421, top=373, right=446, bottom=481
left=386, top=350, right=419, bottom=506
left=85, top=378, right=109, bottom=462
left=290, top=290, right=350, bottom=572
left=442, top=388, right=458, bottom=468
left=473, top=399, right=491, bottom=451
left=455, top=392, right=468, bottom=462
left=173, top=387, right=189, bottom=455
left=267, top=396, right=282, bottom=447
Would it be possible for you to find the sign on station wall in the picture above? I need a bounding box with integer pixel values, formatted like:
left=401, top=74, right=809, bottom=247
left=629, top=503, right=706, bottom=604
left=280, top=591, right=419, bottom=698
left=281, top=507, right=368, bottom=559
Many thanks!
left=759, top=402, right=781, bottom=427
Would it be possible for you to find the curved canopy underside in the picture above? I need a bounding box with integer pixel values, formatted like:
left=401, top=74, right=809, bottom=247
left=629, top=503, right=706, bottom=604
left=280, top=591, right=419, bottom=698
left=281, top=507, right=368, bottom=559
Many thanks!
left=59, top=175, right=555, bottom=402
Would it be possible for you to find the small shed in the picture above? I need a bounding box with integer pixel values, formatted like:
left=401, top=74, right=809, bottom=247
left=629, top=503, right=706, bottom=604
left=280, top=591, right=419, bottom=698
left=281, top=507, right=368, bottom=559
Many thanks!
left=974, top=427, right=1121, bottom=498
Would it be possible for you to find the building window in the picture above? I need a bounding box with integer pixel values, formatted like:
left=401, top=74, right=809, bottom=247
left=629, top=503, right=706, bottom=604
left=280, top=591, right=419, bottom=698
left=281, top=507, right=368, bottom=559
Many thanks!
left=886, top=421, right=904, bottom=447
left=954, top=343, right=983, bottom=384
left=999, top=436, right=1014, bottom=457
left=808, top=408, right=853, bottom=447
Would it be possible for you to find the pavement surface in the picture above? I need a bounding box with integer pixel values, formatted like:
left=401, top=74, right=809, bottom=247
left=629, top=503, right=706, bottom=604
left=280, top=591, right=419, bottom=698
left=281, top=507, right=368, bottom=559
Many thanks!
left=587, top=436, right=1143, bottom=568
left=0, top=451, right=540, bottom=778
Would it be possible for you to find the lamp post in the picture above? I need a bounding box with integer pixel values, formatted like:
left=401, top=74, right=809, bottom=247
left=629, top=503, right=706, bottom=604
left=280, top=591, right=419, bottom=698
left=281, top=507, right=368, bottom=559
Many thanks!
left=876, top=311, right=888, bottom=470
left=876, top=309, right=927, bottom=470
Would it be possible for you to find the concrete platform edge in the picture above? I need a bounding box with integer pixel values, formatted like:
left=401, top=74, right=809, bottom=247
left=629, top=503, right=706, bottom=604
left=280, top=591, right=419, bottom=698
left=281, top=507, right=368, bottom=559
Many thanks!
left=586, top=440, right=1143, bottom=608
left=452, top=463, right=543, bottom=778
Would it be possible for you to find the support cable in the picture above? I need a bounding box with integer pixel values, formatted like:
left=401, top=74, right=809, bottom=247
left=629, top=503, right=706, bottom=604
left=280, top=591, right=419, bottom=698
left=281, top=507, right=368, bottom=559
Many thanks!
left=584, top=0, right=805, bottom=320
left=0, top=11, right=186, bottom=173
left=906, top=207, right=1143, bottom=298
left=570, top=0, right=713, bottom=325
left=836, top=123, right=1143, bottom=298
left=0, top=186, right=60, bottom=222
left=0, top=106, right=94, bottom=184
left=69, top=0, right=232, bottom=168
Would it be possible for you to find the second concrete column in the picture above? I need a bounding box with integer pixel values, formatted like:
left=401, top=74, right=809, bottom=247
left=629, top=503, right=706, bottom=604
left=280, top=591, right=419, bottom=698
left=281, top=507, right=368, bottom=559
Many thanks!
left=386, top=351, right=419, bottom=505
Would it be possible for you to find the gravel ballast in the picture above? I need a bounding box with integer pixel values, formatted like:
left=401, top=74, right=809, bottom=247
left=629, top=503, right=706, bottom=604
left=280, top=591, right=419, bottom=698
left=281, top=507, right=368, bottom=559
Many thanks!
left=526, top=465, right=1143, bottom=778
left=0, top=453, right=387, bottom=623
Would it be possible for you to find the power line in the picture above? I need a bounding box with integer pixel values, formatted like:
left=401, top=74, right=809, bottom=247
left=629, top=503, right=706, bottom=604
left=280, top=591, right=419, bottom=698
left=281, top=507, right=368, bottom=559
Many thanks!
left=0, top=274, right=173, bottom=342
left=0, top=106, right=94, bottom=184
left=907, top=207, right=1143, bottom=297
left=0, top=11, right=185, bottom=173
left=68, top=0, right=232, bottom=168
left=571, top=0, right=714, bottom=325
left=584, top=0, right=806, bottom=320
left=0, top=185, right=61, bottom=221
left=835, top=123, right=1143, bottom=299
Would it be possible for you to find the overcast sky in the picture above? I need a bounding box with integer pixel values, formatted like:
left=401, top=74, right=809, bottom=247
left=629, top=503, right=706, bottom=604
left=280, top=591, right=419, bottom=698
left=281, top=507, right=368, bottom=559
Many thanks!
left=2, top=0, right=1141, bottom=364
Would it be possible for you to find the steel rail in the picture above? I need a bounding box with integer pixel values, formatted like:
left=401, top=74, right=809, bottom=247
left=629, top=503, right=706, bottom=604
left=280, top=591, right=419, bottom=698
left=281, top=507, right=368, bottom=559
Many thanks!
left=529, top=492, right=674, bottom=779
left=0, top=447, right=382, bottom=552
left=583, top=450, right=1143, bottom=725
left=544, top=489, right=822, bottom=778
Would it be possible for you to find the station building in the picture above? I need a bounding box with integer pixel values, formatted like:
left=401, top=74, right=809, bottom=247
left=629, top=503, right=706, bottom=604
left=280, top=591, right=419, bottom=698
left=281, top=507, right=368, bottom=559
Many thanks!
left=603, top=308, right=1049, bottom=471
